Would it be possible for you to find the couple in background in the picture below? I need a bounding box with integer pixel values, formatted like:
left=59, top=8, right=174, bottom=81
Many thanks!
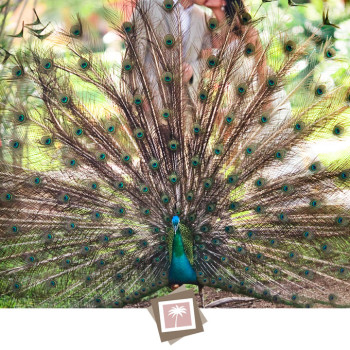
left=134, top=0, right=255, bottom=89
left=132, top=0, right=290, bottom=125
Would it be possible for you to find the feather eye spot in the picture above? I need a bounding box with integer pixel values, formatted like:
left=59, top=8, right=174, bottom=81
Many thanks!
left=40, top=136, right=53, bottom=146
left=164, top=34, right=175, bottom=47
left=310, top=199, right=318, bottom=208
left=225, top=113, right=234, bottom=125
left=325, top=48, right=336, bottom=59
left=207, top=55, right=218, bottom=68
left=163, top=0, right=174, bottom=11
left=309, top=163, right=319, bottom=172
left=133, top=95, right=143, bottom=106
left=60, top=96, right=70, bottom=105
left=246, top=147, right=253, bottom=154
left=162, top=71, right=173, bottom=84
left=245, top=43, right=255, bottom=57
left=141, top=185, right=149, bottom=194
left=294, top=121, right=305, bottom=132
left=266, top=76, right=277, bottom=89
left=191, top=156, right=201, bottom=168
left=199, top=90, right=208, bottom=102
left=149, top=159, right=159, bottom=170
left=161, top=194, right=170, bottom=204
left=206, top=203, right=216, bottom=213
left=225, top=226, right=234, bottom=233
left=133, top=128, right=145, bottom=140
left=75, top=128, right=83, bottom=136
left=237, top=84, right=247, bottom=96
left=193, top=123, right=201, bottom=135
left=17, top=113, right=26, bottom=123
left=107, top=126, right=115, bottom=133
left=161, top=109, right=171, bottom=119
left=333, top=125, right=343, bottom=136
left=255, top=178, right=265, bottom=188
left=227, top=174, right=238, bottom=185
left=213, top=144, right=223, bottom=155
left=339, top=171, right=349, bottom=181
left=10, top=140, right=21, bottom=149
left=208, top=18, right=219, bottom=31
left=122, top=154, right=131, bottom=163
left=12, top=66, right=23, bottom=78
left=168, top=140, right=179, bottom=151
left=186, top=191, right=194, bottom=201
left=228, top=201, right=240, bottom=211
left=315, top=85, right=326, bottom=96
left=78, top=58, right=90, bottom=70
left=168, top=173, right=178, bottom=184
left=122, top=22, right=133, bottom=34
left=260, top=115, right=268, bottom=124
left=284, top=40, right=296, bottom=54
left=5, top=193, right=13, bottom=201
left=203, top=178, right=213, bottom=190
left=40, top=59, right=54, bottom=73
left=70, top=23, right=82, bottom=37
left=240, top=11, right=252, bottom=25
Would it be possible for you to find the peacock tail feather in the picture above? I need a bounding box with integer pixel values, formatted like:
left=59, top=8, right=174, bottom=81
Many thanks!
left=1, top=0, right=350, bottom=308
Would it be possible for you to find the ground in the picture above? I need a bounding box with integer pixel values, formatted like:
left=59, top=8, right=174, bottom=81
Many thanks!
left=125, top=286, right=291, bottom=308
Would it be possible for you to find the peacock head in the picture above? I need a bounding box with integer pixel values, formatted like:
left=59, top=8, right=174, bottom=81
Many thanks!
left=172, top=216, right=180, bottom=234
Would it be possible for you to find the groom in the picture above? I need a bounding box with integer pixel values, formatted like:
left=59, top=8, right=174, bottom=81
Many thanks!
left=133, top=0, right=210, bottom=90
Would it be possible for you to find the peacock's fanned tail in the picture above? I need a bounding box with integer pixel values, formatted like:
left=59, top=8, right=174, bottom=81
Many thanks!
left=1, top=0, right=350, bottom=308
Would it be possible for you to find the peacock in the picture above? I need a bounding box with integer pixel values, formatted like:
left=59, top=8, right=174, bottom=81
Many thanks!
left=1, top=0, right=350, bottom=309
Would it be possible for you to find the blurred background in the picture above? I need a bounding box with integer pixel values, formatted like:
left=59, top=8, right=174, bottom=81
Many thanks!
left=0, top=0, right=350, bottom=164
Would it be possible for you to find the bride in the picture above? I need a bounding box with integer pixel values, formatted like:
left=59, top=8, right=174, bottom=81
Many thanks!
left=201, top=0, right=291, bottom=126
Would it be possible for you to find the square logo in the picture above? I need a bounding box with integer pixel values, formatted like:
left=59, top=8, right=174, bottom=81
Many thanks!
left=159, top=298, right=196, bottom=332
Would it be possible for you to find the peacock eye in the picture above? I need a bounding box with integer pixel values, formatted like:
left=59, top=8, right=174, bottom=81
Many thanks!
left=59, top=95, right=70, bottom=105
left=168, top=140, right=179, bottom=151
left=163, top=0, right=174, bottom=11
left=315, top=85, right=326, bottom=96
left=245, top=43, right=255, bottom=57
left=11, top=140, right=20, bottom=149
left=164, top=34, right=175, bottom=47
left=237, top=84, right=247, bottom=96
left=133, top=95, right=143, bottom=106
left=325, top=48, right=336, bottom=59
left=17, top=114, right=26, bottom=122
left=12, top=66, right=24, bottom=78
left=207, top=55, right=218, bottom=68
left=78, top=58, right=90, bottom=70
left=260, top=116, right=268, bottom=124
left=294, top=121, right=305, bottom=132
left=241, top=11, right=252, bottom=25
left=162, top=71, right=173, bottom=83
left=333, top=125, right=343, bottom=136
left=199, top=90, right=208, bottom=101
left=208, top=18, right=218, bottom=31
left=122, top=22, right=133, bottom=34
left=284, top=40, right=296, bottom=54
